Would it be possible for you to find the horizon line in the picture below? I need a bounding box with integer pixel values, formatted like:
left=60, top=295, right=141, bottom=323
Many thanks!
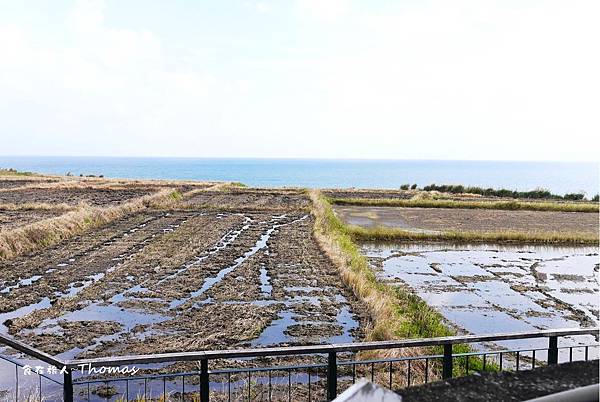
left=0, top=155, right=597, bottom=164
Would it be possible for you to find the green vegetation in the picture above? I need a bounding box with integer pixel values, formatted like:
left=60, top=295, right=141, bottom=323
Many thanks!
left=592, top=194, right=599, bottom=202
left=309, top=190, right=487, bottom=376
left=421, top=183, right=589, bottom=201
left=331, top=197, right=599, bottom=213
left=0, top=168, right=34, bottom=176
left=347, top=225, right=598, bottom=245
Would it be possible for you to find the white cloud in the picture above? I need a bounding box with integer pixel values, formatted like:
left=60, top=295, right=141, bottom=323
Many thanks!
left=255, top=2, right=272, bottom=14
left=0, top=0, right=598, bottom=160
left=295, top=0, right=350, bottom=21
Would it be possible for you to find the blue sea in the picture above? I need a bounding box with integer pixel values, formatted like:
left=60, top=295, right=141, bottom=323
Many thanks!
left=0, top=156, right=597, bottom=196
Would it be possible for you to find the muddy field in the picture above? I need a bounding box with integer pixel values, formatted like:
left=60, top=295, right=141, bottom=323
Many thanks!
left=362, top=242, right=599, bottom=362
left=184, top=188, right=310, bottom=211
left=335, top=205, right=599, bottom=235
left=323, top=189, right=414, bottom=200
left=0, top=186, right=158, bottom=206
left=0, top=178, right=60, bottom=189
left=0, top=209, right=65, bottom=231
left=0, top=187, right=366, bottom=398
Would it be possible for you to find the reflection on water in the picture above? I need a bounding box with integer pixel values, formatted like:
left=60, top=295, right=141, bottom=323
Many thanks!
left=361, top=242, right=599, bottom=358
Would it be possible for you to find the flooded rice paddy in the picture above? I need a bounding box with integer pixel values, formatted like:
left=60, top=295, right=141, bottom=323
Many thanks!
left=0, top=200, right=365, bottom=399
left=362, top=242, right=599, bottom=361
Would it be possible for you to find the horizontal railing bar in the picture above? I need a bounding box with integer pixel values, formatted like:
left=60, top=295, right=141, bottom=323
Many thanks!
left=329, top=328, right=599, bottom=353
left=62, top=327, right=599, bottom=368
left=211, top=363, right=328, bottom=374
left=339, top=354, right=443, bottom=365
left=74, top=363, right=332, bottom=385
left=0, top=333, right=66, bottom=368
left=74, top=371, right=200, bottom=384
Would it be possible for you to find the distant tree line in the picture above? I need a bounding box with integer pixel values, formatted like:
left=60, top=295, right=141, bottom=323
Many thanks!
left=399, top=183, right=598, bottom=201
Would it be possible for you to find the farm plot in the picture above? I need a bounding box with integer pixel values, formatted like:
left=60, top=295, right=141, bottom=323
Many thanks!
left=335, top=205, right=599, bottom=235
left=323, top=189, right=413, bottom=200
left=362, top=242, right=599, bottom=363
left=184, top=188, right=310, bottom=211
left=0, top=178, right=60, bottom=189
left=0, top=209, right=65, bottom=231
left=0, top=190, right=365, bottom=369
left=0, top=186, right=157, bottom=206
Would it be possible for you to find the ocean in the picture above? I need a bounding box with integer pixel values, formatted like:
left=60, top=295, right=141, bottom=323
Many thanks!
left=0, top=156, right=597, bottom=196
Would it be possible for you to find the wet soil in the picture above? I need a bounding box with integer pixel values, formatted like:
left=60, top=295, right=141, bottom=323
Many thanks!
left=0, top=187, right=157, bottom=206
left=363, top=242, right=599, bottom=360
left=0, top=190, right=366, bottom=373
left=0, top=178, right=60, bottom=189
left=398, top=360, right=599, bottom=401
left=324, top=189, right=414, bottom=200
left=0, top=209, right=64, bottom=230
left=183, top=188, right=310, bottom=211
left=336, top=205, right=599, bottom=235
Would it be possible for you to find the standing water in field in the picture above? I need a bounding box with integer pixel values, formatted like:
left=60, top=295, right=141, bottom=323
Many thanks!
left=361, top=243, right=599, bottom=360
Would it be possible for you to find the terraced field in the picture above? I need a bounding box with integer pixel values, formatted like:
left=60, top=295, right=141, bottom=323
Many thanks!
left=0, top=179, right=366, bottom=398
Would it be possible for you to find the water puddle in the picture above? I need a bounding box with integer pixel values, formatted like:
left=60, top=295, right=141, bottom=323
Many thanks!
left=259, top=263, right=272, bottom=296
left=362, top=242, right=599, bottom=357
left=0, top=275, right=43, bottom=294
left=170, top=215, right=308, bottom=309
left=158, top=215, right=253, bottom=287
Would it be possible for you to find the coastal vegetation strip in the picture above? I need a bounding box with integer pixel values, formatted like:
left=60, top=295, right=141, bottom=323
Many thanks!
left=309, top=190, right=479, bottom=376
left=0, top=168, right=35, bottom=176
left=415, top=183, right=595, bottom=202
left=330, top=197, right=599, bottom=213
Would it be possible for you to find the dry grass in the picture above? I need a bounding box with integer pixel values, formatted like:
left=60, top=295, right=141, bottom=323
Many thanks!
left=0, top=189, right=179, bottom=260
left=331, top=197, right=599, bottom=213
left=0, top=175, right=218, bottom=193
left=310, top=190, right=494, bottom=377
left=0, top=202, right=75, bottom=212
left=346, top=225, right=599, bottom=245
left=309, top=190, right=454, bottom=342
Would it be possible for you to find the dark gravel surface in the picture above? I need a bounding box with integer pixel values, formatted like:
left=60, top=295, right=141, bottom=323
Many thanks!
left=398, top=360, right=599, bottom=401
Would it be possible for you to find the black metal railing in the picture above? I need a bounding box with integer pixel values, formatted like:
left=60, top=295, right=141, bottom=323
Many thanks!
left=0, top=332, right=65, bottom=401
left=1, top=327, right=598, bottom=401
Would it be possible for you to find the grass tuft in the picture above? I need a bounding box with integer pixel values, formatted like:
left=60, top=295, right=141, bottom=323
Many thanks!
left=346, top=225, right=598, bottom=245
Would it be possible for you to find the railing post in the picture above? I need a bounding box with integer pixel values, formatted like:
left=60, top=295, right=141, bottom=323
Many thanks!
left=327, top=351, right=337, bottom=400
left=63, top=369, right=74, bottom=402
left=442, top=344, right=453, bottom=379
left=548, top=336, right=559, bottom=365
left=200, top=359, right=209, bottom=402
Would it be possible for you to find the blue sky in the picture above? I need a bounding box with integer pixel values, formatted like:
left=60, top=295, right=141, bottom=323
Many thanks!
left=0, top=0, right=598, bottom=160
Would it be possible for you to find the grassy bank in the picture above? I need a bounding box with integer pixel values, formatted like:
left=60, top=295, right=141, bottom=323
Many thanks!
left=331, top=197, right=600, bottom=213
left=0, top=189, right=181, bottom=260
left=348, top=225, right=599, bottom=245
left=310, top=190, right=479, bottom=376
